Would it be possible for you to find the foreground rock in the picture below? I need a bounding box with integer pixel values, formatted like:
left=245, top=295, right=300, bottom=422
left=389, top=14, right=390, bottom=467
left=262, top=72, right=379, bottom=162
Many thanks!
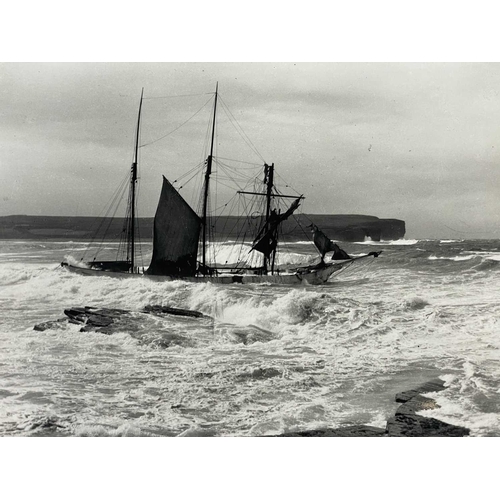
left=278, top=425, right=387, bottom=437
left=386, top=379, right=469, bottom=437
left=34, top=304, right=205, bottom=334
left=275, top=378, right=470, bottom=437
left=142, top=304, right=204, bottom=318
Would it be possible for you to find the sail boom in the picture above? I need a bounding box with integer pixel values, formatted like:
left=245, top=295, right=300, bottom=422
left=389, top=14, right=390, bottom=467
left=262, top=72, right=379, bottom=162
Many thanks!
left=238, top=191, right=305, bottom=199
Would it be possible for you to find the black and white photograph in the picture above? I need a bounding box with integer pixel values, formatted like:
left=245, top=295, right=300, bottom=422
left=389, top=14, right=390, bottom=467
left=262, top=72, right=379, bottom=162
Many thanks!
left=0, top=3, right=498, bottom=497
left=2, top=60, right=499, bottom=439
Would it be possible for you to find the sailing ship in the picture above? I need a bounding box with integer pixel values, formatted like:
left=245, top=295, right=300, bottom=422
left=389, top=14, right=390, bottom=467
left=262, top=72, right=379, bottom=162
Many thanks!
left=61, top=86, right=380, bottom=285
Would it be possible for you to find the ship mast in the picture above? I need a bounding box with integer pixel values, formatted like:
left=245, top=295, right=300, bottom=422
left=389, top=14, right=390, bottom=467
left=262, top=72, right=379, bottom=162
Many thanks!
left=263, top=162, right=274, bottom=273
left=239, top=164, right=303, bottom=276
left=201, top=83, right=218, bottom=273
left=129, top=88, right=143, bottom=273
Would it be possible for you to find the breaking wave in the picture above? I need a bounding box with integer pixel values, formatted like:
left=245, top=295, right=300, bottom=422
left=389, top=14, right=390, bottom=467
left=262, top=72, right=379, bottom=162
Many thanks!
left=1, top=238, right=500, bottom=436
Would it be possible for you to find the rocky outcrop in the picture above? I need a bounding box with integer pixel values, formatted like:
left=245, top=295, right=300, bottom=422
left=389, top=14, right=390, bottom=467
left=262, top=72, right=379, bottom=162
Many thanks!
left=386, top=379, right=469, bottom=437
left=275, top=378, right=470, bottom=437
left=277, top=425, right=387, bottom=437
left=34, top=305, right=205, bottom=334
left=142, top=305, right=204, bottom=318
left=287, top=215, right=405, bottom=242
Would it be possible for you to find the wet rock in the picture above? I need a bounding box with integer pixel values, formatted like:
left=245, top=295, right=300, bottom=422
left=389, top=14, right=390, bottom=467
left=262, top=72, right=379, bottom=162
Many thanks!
left=143, top=304, right=204, bottom=318
left=272, top=378, right=470, bottom=438
left=62, top=306, right=130, bottom=333
left=387, top=378, right=469, bottom=437
left=276, top=425, right=387, bottom=437
left=397, top=393, right=440, bottom=411
left=34, top=304, right=205, bottom=335
left=386, top=406, right=469, bottom=437
left=25, top=416, right=66, bottom=432
left=33, top=318, right=69, bottom=331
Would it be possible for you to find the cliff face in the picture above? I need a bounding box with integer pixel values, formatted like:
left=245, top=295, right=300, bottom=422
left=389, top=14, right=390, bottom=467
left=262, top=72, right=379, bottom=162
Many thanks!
left=0, top=214, right=405, bottom=242
left=286, top=215, right=406, bottom=242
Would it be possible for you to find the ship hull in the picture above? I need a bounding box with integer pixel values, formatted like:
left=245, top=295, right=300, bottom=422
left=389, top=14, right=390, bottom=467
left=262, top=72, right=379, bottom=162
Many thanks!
left=61, top=262, right=344, bottom=285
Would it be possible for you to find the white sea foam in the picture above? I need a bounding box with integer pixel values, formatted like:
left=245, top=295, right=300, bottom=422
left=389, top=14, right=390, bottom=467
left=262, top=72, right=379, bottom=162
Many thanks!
left=428, top=255, right=475, bottom=261
left=63, top=255, right=91, bottom=268
left=207, top=241, right=315, bottom=267
left=353, top=239, right=419, bottom=246
left=1, top=239, right=500, bottom=436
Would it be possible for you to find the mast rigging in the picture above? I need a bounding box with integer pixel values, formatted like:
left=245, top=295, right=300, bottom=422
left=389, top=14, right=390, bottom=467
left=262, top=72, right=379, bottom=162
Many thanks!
left=201, top=83, right=218, bottom=274
left=128, top=88, right=143, bottom=272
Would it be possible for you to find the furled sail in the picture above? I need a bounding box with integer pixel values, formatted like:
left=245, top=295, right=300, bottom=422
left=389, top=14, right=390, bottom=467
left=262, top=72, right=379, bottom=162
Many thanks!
left=251, top=198, right=302, bottom=257
left=146, top=176, right=201, bottom=276
left=311, top=224, right=351, bottom=260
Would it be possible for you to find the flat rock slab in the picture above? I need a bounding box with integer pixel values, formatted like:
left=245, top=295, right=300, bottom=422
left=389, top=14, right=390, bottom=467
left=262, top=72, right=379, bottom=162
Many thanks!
left=34, top=304, right=205, bottom=334
left=395, top=378, right=446, bottom=403
left=385, top=378, right=470, bottom=436
left=64, top=307, right=128, bottom=332
left=387, top=411, right=470, bottom=437
left=276, top=425, right=387, bottom=437
left=143, top=305, right=204, bottom=318
left=273, top=378, right=470, bottom=437
left=396, top=393, right=440, bottom=411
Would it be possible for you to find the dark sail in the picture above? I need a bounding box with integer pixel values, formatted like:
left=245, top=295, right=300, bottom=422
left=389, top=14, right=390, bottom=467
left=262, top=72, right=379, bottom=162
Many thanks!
left=252, top=228, right=278, bottom=258
left=251, top=198, right=301, bottom=257
left=146, top=176, right=201, bottom=276
left=311, top=224, right=351, bottom=260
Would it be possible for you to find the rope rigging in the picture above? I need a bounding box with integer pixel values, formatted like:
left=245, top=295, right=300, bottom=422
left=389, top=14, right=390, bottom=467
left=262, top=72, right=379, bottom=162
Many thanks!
left=140, top=96, right=213, bottom=148
left=69, top=87, right=376, bottom=283
left=218, top=96, right=267, bottom=164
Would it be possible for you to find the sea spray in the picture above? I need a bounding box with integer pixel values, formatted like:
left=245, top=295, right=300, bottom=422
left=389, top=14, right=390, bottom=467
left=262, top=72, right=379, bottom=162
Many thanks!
left=1, top=238, right=500, bottom=436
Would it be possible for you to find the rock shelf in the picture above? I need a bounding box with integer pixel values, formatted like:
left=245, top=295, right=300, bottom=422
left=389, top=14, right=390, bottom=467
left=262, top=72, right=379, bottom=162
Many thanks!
left=34, top=305, right=205, bottom=334
left=275, top=379, right=470, bottom=437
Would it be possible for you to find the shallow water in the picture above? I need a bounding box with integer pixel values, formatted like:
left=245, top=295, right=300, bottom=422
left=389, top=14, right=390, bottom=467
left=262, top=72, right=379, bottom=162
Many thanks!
left=0, top=238, right=499, bottom=436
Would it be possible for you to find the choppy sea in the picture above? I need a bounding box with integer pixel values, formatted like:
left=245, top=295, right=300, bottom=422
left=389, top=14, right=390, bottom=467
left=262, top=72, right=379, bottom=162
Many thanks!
left=0, top=238, right=499, bottom=437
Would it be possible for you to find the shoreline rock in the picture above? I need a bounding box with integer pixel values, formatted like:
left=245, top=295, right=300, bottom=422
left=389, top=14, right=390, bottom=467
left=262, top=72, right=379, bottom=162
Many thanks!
left=275, top=378, right=470, bottom=437
left=34, top=304, right=205, bottom=334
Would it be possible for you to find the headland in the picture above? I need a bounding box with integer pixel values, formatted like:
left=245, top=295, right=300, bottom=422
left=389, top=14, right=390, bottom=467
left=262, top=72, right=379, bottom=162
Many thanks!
left=0, top=214, right=405, bottom=242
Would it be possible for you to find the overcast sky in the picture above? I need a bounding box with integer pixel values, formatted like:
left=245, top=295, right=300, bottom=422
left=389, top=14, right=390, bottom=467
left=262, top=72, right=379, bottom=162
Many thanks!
left=1, top=62, right=499, bottom=239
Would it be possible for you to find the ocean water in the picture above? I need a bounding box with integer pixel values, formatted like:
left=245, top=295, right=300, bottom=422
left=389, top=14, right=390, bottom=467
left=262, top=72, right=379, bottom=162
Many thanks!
left=0, top=238, right=499, bottom=437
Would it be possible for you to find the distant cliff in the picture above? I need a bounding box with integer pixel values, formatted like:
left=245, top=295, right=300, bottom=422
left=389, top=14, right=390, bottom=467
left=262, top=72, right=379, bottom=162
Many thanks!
left=0, top=214, right=405, bottom=242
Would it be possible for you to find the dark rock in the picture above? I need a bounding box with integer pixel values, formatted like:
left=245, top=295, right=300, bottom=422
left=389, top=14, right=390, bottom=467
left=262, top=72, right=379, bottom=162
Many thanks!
left=63, top=306, right=130, bottom=333
left=271, top=378, right=470, bottom=438
left=33, top=318, right=69, bottom=331
left=35, top=304, right=205, bottom=336
left=387, top=408, right=469, bottom=437
left=395, top=389, right=420, bottom=403
left=413, top=378, right=446, bottom=394
left=27, top=416, right=65, bottom=431
left=276, top=425, right=387, bottom=437
left=143, top=304, right=204, bottom=318
left=395, top=379, right=445, bottom=403
left=397, top=393, right=440, bottom=411
left=387, top=378, right=469, bottom=437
